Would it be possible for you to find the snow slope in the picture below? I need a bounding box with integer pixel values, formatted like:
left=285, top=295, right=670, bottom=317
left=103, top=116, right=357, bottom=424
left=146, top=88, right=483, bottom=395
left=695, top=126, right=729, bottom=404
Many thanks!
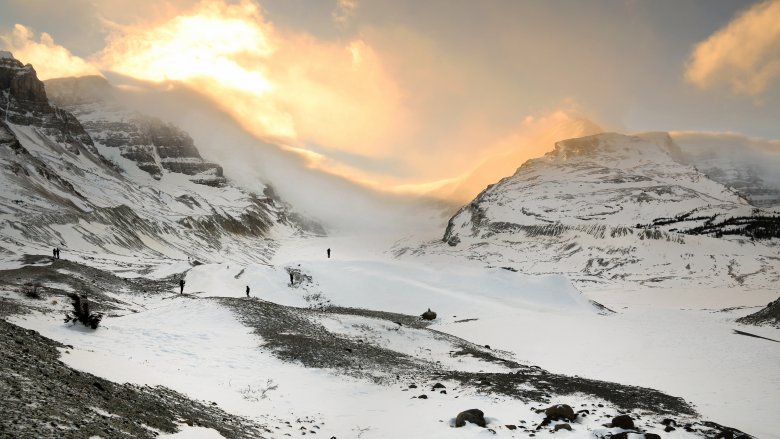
left=409, top=132, right=780, bottom=290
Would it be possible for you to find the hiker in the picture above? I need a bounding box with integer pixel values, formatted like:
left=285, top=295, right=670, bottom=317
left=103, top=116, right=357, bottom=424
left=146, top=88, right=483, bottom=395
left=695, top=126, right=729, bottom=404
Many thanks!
left=53, top=248, right=57, bottom=259
left=246, top=285, right=250, bottom=297
left=289, top=271, right=294, bottom=285
left=327, top=248, right=331, bottom=258
left=56, top=248, right=60, bottom=259
left=179, top=278, right=185, bottom=294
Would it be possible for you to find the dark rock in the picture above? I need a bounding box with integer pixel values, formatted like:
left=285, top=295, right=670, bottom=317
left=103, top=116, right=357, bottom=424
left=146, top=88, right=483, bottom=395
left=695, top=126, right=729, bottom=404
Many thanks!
left=544, top=404, right=576, bottom=421
left=421, top=308, right=437, bottom=320
left=408, top=384, right=417, bottom=389
left=553, top=423, right=572, bottom=432
left=505, top=425, right=517, bottom=430
left=645, top=434, right=661, bottom=439
left=432, top=382, right=446, bottom=389
left=665, top=426, right=676, bottom=432
left=612, top=414, right=635, bottom=429
left=455, top=409, right=486, bottom=428
left=418, top=394, right=427, bottom=399
left=661, top=418, right=676, bottom=426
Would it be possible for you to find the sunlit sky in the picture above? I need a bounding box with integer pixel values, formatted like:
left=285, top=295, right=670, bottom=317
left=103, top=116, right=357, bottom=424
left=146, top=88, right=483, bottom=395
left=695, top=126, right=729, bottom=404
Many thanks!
left=1, top=0, right=779, bottom=200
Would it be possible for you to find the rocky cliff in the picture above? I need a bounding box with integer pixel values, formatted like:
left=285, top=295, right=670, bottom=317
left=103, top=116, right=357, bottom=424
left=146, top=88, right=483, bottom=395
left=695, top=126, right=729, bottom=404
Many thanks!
left=45, top=76, right=226, bottom=186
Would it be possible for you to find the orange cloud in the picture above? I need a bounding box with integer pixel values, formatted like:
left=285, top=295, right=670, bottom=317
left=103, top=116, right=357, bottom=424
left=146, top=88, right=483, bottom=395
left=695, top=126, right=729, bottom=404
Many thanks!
left=96, top=0, right=405, bottom=153
left=0, top=24, right=102, bottom=79
left=685, top=0, right=780, bottom=96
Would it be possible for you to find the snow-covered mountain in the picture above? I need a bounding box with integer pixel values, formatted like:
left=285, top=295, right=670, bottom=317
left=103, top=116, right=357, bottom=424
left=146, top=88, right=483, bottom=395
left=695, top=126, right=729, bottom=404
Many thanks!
left=402, top=132, right=780, bottom=289
left=0, top=52, right=319, bottom=267
left=673, top=132, right=780, bottom=208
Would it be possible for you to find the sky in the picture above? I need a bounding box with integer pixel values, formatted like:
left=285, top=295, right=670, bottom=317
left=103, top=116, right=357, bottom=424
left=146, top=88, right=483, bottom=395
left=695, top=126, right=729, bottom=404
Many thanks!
left=1, top=0, right=779, bottom=203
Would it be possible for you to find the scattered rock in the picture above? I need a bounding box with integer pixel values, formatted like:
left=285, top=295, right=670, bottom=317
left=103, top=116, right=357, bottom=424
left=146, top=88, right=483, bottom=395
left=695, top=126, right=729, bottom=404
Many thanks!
left=665, top=426, right=676, bottom=432
left=544, top=404, right=576, bottom=421
left=421, top=308, right=437, bottom=320
left=645, top=434, right=661, bottom=439
left=418, top=394, right=428, bottom=399
left=432, top=382, right=446, bottom=389
left=455, top=409, right=486, bottom=428
left=505, top=425, right=517, bottom=430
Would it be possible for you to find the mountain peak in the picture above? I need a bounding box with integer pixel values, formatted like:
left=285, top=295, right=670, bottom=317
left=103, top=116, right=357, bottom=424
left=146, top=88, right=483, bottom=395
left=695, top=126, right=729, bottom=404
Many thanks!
left=547, top=132, right=682, bottom=163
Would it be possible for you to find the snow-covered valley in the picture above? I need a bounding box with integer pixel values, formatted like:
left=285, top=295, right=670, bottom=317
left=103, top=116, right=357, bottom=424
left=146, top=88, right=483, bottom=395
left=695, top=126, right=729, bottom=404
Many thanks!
left=1, top=51, right=778, bottom=439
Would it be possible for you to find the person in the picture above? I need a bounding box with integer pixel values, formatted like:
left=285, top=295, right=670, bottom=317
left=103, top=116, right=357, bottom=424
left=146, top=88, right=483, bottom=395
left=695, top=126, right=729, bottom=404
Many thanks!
left=56, top=248, right=60, bottom=259
left=327, top=248, right=331, bottom=258
left=179, top=278, right=185, bottom=294
left=53, top=248, right=57, bottom=259
left=289, top=271, right=294, bottom=285
left=246, top=285, right=250, bottom=297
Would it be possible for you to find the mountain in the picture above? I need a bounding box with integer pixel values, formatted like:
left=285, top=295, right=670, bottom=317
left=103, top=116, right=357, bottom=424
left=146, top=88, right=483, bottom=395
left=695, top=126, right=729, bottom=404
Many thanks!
left=429, top=116, right=603, bottom=203
left=673, top=132, right=780, bottom=208
left=0, top=52, right=319, bottom=266
left=45, top=76, right=227, bottom=186
left=402, top=132, right=780, bottom=289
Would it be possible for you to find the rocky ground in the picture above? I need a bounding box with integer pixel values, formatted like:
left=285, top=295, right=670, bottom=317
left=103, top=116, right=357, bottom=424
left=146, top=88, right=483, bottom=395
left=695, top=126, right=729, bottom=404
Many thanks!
left=0, top=319, right=269, bottom=439
left=0, top=256, right=757, bottom=438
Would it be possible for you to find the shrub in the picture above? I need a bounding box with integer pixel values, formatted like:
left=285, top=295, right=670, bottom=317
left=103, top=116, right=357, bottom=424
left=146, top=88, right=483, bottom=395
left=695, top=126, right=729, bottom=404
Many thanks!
left=22, top=282, right=42, bottom=299
left=64, top=293, right=103, bottom=329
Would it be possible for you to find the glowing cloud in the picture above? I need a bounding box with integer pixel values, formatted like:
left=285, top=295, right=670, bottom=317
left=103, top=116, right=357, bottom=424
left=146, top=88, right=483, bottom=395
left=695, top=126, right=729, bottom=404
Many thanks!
left=0, top=24, right=102, bottom=79
left=685, top=0, right=780, bottom=96
left=97, top=0, right=404, bottom=150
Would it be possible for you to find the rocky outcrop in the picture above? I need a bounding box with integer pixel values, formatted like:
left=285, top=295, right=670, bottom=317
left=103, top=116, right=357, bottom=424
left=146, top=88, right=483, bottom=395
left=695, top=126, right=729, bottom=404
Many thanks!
left=736, top=297, right=780, bottom=328
left=0, top=52, right=97, bottom=157
left=45, top=77, right=226, bottom=185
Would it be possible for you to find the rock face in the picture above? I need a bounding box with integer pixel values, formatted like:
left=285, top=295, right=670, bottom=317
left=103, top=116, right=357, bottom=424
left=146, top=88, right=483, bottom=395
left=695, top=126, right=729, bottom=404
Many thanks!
left=0, top=52, right=48, bottom=106
left=0, top=53, right=96, bottom=156
left=455, top=409, right=486, bottom=428
left=45, top=76, right=226, bottom=186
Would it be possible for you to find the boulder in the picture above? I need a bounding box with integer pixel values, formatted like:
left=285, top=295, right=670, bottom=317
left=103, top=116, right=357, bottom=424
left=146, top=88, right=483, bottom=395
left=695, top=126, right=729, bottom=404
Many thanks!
left=554, top=423, right=572, bottom=432
left=612, top=414, right=635, bottom=429
left=421, top=308, right=437, bottom=320
left=455, top=409, right=486, bottom=428
left=544, top=404, right=576, bottom=421
left=645, top=434, right=661, bottom=439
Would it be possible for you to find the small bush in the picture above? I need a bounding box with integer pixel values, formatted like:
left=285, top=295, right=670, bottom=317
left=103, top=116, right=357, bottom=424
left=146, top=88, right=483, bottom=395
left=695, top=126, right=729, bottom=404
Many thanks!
left=64, top=293, right=103, bottom=329
left=22, top=282, right=43, bottom=299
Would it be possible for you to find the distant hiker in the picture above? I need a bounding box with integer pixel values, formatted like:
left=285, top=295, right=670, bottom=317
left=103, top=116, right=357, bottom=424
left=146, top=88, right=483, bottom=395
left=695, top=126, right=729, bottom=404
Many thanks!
left=327, top=248, right=331, bottom=258
left=289, top=271, right=294, bottom=285
left=55, top=248, right=60, bottom=259
left=179, top=278, right=185, bottom=294
left=246, top=285, right=250, bottom=297
left=53, top=248, right=57, bottom=259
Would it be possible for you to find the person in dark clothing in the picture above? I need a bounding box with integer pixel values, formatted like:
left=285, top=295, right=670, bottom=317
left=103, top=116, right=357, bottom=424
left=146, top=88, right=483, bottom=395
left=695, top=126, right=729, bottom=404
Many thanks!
left=53, top=248, right=57, bottom=259
left=179, top=278, right=185, bottom=294
left=327, top=248, right=331, bottom=258
left=56, top=248, right=60, bottom=259
left=246, top=285, right=250, bottom=297
left=289, top=271, right=294, bottom=285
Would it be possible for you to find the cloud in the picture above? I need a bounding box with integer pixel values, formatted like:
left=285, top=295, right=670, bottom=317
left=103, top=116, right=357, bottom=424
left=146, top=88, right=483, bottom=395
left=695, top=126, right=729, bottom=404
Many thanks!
left=0, top=24, right=102, bottom=79
left=685, top=0, right=780, bottom=96
left=96, top=0, right=405, bottom=155
left=332, top=0, right=359, bottom=27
